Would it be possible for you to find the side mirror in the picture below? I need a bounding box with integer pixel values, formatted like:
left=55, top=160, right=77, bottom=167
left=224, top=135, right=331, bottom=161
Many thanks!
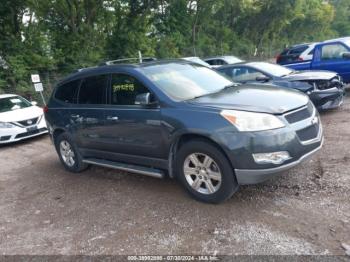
left=342, top=52, right=350, bottom=59
left=31, top=101, right=38, bottom=106
left=135, top=92, right=156, bottom=106
left=256, top=75, right=270, bottom=82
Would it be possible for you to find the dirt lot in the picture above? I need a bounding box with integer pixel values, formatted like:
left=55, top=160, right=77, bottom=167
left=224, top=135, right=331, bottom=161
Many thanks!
left=0, top=96, right=349, bottom=256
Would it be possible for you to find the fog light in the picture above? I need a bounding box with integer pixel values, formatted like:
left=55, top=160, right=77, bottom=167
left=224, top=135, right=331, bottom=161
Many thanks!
left=253, top=151, right=291, bottom=165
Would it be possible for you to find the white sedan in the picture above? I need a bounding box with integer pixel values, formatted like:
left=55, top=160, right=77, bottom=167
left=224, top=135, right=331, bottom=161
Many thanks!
left=0, top=94, right=47, bottom=144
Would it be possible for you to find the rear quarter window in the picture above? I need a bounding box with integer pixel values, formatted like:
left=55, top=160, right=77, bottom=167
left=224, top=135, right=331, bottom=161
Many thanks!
left=289, top=45, right=308, bottom=55
left=280, top=48, right=290, bottom=55
left=54, top=79, right=81, bottom=104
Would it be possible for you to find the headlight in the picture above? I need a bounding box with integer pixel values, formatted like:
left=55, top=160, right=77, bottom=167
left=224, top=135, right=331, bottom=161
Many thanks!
left=0, top=122, right=15, bottom=128
left=220, top=110, right=285, bottom=132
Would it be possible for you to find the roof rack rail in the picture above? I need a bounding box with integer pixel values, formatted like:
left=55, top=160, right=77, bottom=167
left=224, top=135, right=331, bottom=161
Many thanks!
left=74, top=66, right=98, bottom=72
left=99, top=57, right=157, bottom=66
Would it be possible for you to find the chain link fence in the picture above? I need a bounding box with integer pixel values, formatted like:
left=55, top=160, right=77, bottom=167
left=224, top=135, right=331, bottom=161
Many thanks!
left=0, top=71, right=64, bottom=107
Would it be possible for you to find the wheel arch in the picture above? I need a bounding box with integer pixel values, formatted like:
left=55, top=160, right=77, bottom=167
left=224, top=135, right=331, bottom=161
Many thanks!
left=168, top=132, right=235, bottom=179
left=52, top=128, right=66, bottom=141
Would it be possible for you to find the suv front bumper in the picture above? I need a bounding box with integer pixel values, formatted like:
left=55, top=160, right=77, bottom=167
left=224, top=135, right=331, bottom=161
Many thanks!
left=234, top=136, right=323, bottom=184
left=214, top=102, right=324, bottom=185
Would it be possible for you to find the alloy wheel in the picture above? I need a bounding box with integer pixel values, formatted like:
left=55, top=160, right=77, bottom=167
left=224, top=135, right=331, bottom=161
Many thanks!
left=183, top=153, right=222, bottom=195
left=59, top=140, right=76, bottom=167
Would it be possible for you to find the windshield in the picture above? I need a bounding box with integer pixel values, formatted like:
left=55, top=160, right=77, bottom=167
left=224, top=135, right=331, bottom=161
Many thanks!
left=224, top=56, right=243, bottom=64
left=142, top=63, right=234, bottom=101
left=250, top=62, right=294, bottom=77
left=0, top=96, right=32, bottom=113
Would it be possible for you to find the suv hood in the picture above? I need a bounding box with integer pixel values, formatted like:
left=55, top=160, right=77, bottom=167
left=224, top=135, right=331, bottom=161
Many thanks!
left=0, top=106, right=43, bottom=122
left=282, top=70, right=338, bottom=81
left=188, top=85, right=308, bottom=114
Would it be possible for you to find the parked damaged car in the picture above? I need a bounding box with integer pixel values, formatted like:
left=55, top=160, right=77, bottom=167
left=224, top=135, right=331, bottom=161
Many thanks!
left=217, top=62, right=345, bottom=110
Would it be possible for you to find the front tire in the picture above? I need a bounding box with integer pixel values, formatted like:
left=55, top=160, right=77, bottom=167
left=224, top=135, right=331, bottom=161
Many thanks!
left=54, top=133, right=88, bottom=173
left=175, top=139, right=238, bottom=204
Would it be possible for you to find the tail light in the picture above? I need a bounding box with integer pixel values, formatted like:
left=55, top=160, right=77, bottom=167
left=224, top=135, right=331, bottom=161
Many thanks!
left=43, top=105, right=49, bottom=113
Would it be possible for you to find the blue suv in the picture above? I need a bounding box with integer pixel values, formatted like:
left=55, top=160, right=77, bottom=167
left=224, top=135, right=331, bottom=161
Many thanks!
left=45, top=60, right=323, bottom=203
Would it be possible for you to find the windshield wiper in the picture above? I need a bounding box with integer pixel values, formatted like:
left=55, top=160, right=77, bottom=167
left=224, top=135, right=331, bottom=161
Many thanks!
left=221, top=83, right=240, bottom=91
left=191, top=92, right=215, bottom=100
left=281, top=71, right=296, bottom=77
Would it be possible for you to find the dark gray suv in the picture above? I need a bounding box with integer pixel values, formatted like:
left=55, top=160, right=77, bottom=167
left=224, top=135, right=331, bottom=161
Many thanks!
left=44, top=60, right=323, bottom=203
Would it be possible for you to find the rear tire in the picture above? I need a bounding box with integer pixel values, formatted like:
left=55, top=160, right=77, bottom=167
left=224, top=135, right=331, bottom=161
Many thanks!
left=175, top=139, right=238, bottom=204
left=54, top=132, right=88, bottom=173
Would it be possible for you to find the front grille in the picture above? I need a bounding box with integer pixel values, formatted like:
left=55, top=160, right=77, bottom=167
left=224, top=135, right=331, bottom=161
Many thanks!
left=296, top=123, right=320, bottom=142
left=17, top=117, right=39, bottom=127
left=285, top=102, right=314, bottom=124
left=15, top=128, right=47, bottom=139
left=0, top=136, right=11, bottom=141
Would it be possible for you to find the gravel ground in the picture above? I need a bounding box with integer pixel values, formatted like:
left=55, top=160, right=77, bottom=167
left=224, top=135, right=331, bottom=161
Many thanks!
left=0, top=95, right=349, bottom=256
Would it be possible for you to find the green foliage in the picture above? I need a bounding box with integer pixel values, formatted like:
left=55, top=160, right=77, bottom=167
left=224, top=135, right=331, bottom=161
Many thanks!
left=331, top=0, right=350, bottom=36
left=0, top=0, right=348, bottom=96
left=106, top=0, right=157, bottom=59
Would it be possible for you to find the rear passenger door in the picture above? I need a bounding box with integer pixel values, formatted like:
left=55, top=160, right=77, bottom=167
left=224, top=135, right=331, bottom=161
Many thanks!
left=102, top=73, right=165, bottom=161
left=70, top=74, right=109, bottom=151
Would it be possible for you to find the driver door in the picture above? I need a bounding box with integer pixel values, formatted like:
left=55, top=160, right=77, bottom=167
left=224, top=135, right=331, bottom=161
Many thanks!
left=102, top=73, right=167, bottom=162
left=313, top=43, right=350, bottom=82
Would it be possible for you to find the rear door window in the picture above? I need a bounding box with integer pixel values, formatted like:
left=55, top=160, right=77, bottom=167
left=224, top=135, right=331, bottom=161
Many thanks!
left=78, top=75, right=109, bottom=104
left=289, top=45, right=308, bottom=55
left=55, top=79, right=81, bottom=104
left=206, top=59, right=226, bottom=66
left=280, top=48, right=290, bottom=55
left=214, top=59, right=226, bottom=65
left=206, top=59, right=215, bottom=65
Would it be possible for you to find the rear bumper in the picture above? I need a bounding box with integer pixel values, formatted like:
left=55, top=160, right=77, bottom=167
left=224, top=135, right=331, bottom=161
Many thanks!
left=234, top=137, right=323, bottom=184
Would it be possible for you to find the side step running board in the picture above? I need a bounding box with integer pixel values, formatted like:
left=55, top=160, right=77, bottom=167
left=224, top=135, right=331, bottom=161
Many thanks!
left=83, top=158, right=164, bottom=179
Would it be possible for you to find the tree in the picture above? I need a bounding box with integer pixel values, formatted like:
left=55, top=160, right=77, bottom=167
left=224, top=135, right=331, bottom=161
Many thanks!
left=331, top=0, right=350, bottom=36
left=106, top=0, right=158, bottom=59
left=0, top=0, right=347, bottom=96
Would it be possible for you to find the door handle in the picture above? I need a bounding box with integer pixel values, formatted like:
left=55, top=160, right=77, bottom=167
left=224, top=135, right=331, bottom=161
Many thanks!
left=107, top=116, right=119, bottom=121
left=71, top=114, right=80, bottom=119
